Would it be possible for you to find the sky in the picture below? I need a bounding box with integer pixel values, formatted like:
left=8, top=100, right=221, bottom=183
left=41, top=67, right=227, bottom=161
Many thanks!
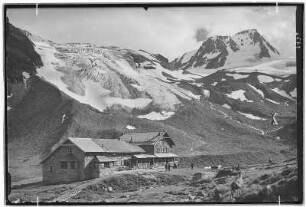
left=7, top=6, right=296, bottom=60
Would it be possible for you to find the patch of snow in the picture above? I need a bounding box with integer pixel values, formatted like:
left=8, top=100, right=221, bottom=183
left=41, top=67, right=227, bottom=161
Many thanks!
left=131, top=84, right=145, bottom=92
left=247, top=84, right=264, bottom=98
left=126, top=125, right=136, bottom=130
left=181, top=50, right=197, bottom=63
left=104, top=97, right=153, bottom=109
left=226, top=90, right=253, bottom=102
left=206, top=52, right=220, bottom=59
left=192, top=82, right=203, bottom=87
left=257, top=75, right=274, bottom=84
left=211, top=82, right=218, bottom=86
left=138, top=111, right=175, bottom=121
left=290, top=88, right=297, bottom=98
left=266, top=98, right=280, bottom=104
left=7, top=93, right=13, bottom=99
left=275, top=78, right=282, bottom=81
left=222, top=104, right=232, bottom=109
left=225, top=37, right=261, bottom=68
left=271, top=88, right=295, bottom=100
left=22, top=72, right=30, bottom=79
left=61, top=114, right=66, bottom=124
left=238, top=111, right=266, bottom=120
left=7, top=106, right=12, bottom=111
left=183, top=91, right=201, bottom=100
left=22, top=72, right=30, bottom=87
left=229, top=60, right=296, bottom=76
left=202, top=89, right=210, bottom=100
left=187, top=68, right=220, bottom=77
left=226, top=73, right=249, bottom=80
left=221, top=78, right=226, bottom=81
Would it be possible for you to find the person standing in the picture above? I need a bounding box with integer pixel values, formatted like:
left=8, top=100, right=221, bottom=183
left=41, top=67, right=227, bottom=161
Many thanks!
left=165, top=161, right=168, bottom=171
left=191, top=163, right=194, bottom=170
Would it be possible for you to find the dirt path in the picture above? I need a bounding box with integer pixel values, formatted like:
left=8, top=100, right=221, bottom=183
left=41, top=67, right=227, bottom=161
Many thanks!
left=52, top=179, right=99, bottom=202
left=208, top=102, right=266, bottom=135
left=208, top=102, right=285, bottom=136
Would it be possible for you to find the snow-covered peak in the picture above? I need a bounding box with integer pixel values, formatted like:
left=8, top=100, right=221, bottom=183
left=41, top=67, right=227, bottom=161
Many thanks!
left=172, top=29, right=281, bottom=72
left=235, top=28, right=258, bottom=35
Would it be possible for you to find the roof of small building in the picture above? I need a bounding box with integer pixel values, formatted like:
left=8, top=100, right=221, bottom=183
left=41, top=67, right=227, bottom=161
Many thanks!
left=96, top=156, right=117, bottom=162
left=133, top=154, right=156, bottom=158
left=69, top=138, right=106, bottom=153
left=41, top=137, right=144, bottom=163
left=155, top=153, right=179, bottom=158
left=119, top=131, right=173, bottom=144
left=92, top=138, right=145, bottom=153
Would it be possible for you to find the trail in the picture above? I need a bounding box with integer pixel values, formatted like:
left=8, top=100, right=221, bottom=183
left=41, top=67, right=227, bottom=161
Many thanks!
left=265, top=127, right=283, bottom=134
left=165, top=124, right=206, bottom=156
left=51, top=178, right=107, bottom=202
left=208, top=102, right=266, bottom=135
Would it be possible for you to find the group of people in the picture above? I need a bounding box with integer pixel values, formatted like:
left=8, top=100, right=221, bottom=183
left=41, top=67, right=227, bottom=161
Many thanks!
left=164, top=161, right=180, bottom=171
left=165, top=161, right=171, bottom=171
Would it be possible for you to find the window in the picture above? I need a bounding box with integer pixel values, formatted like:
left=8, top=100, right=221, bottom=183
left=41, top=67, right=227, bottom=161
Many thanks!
left=60, top=161, right=68, bottom=169
left=104, top=162, right=110, bottom=168
left=49, top=166, right=53, bottom=172
left=70, top=161, right=75, bottom=169
left=67, top=148, right=73, bottom=155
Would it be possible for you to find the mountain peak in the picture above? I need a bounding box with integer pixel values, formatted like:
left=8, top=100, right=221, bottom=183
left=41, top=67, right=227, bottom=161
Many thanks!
left=172, top=28, right=280, bottom=70
left=236, top=28, right=259, bottom=35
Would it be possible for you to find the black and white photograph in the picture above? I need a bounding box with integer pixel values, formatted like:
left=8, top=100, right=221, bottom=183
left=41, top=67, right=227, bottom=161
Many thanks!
left=4, top=2, right=303, bottom=205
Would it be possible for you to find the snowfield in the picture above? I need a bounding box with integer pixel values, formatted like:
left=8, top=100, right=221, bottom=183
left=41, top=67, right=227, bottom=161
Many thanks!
left=104, top=97, right=153, bottom=110
left=238, top=111, right=267, bottom=120
left=229, top=59, right=296, bottom=76
left=180, top=50, right=197, bottom=63
left=22, top=72, right=30, bottom=79
left=247, top=84, right=265, bottom=97
left=226, top=73, right=249, bottom=80
left=211, top=82, right=218, bottom=86
left=126, top=125, right=136, bottom=130
left=138, top=111, right=175, bottom=121
left=257, top=75, right=274, bottom=84
left=32, top=40, right=203, bottom=112
left=266, top=98, right=280, bottom=105
left=290, top=88, right=297, bottom=98
left=226, top=90, right=253, bottom=102
left=271, top=88, right=295, bottom=100
left=222, top=104, right=232, bottom=109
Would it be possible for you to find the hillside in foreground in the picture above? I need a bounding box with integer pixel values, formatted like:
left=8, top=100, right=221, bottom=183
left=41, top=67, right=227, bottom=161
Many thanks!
left=9, top=158, right=299, bottom=204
